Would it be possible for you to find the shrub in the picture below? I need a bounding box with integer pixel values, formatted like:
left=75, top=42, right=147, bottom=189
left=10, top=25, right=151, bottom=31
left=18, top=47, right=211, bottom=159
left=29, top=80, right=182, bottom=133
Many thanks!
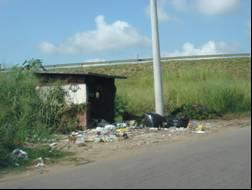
left=114, top=95, right=129, bottom=121
left=0, top=59, right=74, bottom=168
left=170, top=104, right=222, bottom=120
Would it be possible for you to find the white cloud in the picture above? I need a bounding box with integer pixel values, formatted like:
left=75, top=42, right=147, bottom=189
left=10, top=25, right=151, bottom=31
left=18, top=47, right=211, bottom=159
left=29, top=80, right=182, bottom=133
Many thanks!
left=158, top=8, right=171, bottom=22
left=163, top=41, right=239, bottom=57
left=39, top=41, right=56, bottom=54
left=145, top=0, right=240, bottom=23
left=194, top=0, right=240, bottom=15
left=39, top=15, right=150, bottom=55
left=146, top=0, right=172, bottom=22
left=170, top=0, right=189, bottom=11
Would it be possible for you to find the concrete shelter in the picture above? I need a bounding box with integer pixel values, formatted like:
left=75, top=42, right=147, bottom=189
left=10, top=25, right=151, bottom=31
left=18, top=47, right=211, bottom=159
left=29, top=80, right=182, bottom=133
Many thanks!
left=35, top=71, right=126, bottom=129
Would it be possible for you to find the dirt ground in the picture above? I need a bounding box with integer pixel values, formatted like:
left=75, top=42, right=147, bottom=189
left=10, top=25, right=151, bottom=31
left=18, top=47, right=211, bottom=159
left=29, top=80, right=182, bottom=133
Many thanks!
left=0, top=117, right=251, bottom=182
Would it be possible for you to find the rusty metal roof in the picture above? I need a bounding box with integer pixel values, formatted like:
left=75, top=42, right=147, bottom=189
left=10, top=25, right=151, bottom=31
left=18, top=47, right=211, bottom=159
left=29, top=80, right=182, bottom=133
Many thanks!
left=34, top=71, right=127, bottom=79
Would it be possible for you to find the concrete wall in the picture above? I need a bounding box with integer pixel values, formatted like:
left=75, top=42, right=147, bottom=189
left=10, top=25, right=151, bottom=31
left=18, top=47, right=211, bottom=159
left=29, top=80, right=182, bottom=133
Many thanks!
left=37, top=84, right=87, bottom=105
left=62, top=84, right=87, bottom=105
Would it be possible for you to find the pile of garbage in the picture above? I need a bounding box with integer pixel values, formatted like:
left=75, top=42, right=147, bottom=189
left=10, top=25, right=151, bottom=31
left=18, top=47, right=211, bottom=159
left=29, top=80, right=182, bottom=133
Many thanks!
left=9, top=112, right=213, bottom=168
left=66, top=112, right=193, bottom=145
left=67, top=122, right=131, bottom=145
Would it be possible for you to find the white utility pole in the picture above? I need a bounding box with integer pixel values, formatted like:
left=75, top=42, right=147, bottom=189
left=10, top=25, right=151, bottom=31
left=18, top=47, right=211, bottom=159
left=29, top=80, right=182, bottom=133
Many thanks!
left=150, top=0, right=164, bottom=115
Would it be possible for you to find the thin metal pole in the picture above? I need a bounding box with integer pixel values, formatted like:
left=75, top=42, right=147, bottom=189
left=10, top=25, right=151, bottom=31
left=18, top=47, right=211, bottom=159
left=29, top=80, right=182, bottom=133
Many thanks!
left=150, top=0, right=164, bottom=115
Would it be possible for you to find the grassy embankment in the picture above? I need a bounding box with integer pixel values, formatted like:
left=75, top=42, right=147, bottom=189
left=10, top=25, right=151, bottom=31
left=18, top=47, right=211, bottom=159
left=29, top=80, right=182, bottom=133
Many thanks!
left=65, top=57, right=251, bottom=116
left=0, top=58, right=250, bottom=171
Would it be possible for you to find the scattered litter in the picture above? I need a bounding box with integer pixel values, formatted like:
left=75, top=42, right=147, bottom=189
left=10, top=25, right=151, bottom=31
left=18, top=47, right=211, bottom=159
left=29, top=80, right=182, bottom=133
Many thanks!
left=34, top=157, right=45, bottom=168
left=116, top=127, right=129, bottom=133
left=165, top=115, right=189, bottom=128
left=11, top=149, right=28, bottom=161
left=49, top=143, right=58, bottom=152
left=149, top=127, right=159, bottom=131
left=128, top=120, right=137, bottom=128
left=143, top=113, right=167, bottom=128
left=94, top=124, right=118, bottom=143
left=68, top=134, right=77, bottom=144
left=176, top=127, right=187, bottom=132
left=122, top=132, right=129, bottom=139
left=75, top=133, right=85, bottom=145
left=49, top=143, right=57, bottom=148
left=194, top=131, right=206, bottom=134
left=97, top=119, right=110, bottom=128
left=142, top=113, right=189, bottom=129
left=116, top=122, right=127, bottom=129
left=94, top=137, right=102, bottom=143
left=168, top=127, right=177, bottom=133
left=195, top=124, right=206, bottom=132
left=68, top=131, right=86, bottom=144
left=192, top=124, right=207, bottom=134
left=85, top=134, right=97, bottom=142
left=58, top=112, right=214, bottom=147
left=104, top=124, right=116, bottom=132
left=96, top=125, right=116, bottom=135
left=94, top=135, right=117, bottom=143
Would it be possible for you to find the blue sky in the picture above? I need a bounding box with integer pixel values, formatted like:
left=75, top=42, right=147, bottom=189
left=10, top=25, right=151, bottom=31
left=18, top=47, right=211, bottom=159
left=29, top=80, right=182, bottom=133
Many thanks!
left=0, top=0, right=251, bottom=66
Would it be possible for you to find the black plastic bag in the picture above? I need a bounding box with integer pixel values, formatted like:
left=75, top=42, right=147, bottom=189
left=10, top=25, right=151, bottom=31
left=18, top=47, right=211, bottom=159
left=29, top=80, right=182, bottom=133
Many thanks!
left=142, top=113, right=189, bottom=128
left=142, top=113, right=167, bottom=128
left=165, top=115, right=189, bottom=128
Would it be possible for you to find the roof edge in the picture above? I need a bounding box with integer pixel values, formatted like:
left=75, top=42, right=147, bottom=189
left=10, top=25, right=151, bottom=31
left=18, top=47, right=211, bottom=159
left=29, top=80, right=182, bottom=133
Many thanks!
left=34, top=71, right=127, bottom=79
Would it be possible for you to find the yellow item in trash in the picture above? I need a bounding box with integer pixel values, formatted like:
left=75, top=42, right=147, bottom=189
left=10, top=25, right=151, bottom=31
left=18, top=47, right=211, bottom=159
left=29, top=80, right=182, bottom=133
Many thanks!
left=116, top=128, right=129, bottom=133
left=196, top=124, right=206, bottom=131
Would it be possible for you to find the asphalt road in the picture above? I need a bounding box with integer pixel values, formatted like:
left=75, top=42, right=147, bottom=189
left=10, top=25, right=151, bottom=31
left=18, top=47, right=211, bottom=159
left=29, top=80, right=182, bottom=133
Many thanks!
left=0, top=126, right=251, bottom=189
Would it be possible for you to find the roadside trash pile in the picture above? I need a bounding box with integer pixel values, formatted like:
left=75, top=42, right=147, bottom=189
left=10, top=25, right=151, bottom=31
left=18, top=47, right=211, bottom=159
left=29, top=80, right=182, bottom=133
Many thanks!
left=67, top=122, right=131, bottom=144
left=65, top=112, right=213, bottom=145
left=9, top=112, right=215, bottom=168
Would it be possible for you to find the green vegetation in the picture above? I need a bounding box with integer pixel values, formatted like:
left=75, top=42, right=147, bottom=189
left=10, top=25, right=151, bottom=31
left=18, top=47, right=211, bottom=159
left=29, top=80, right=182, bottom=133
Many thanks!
left=170, top=104, right=222, bottom=120
left=114, top=95, right=129, bottom=121
left=0, top=60, right=73, bottom=169
left=0, top=57, right=250, bottom=169
left=65, top=58, right=251, bottom=116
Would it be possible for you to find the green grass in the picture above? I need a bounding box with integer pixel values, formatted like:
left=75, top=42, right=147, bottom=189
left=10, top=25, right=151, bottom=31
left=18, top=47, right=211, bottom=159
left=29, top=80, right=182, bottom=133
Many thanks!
left=0, top=61, right=76, bottom=169
left=0, top=57, right=250, bottom=172
left=62, top=57, right=251, bottom=116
